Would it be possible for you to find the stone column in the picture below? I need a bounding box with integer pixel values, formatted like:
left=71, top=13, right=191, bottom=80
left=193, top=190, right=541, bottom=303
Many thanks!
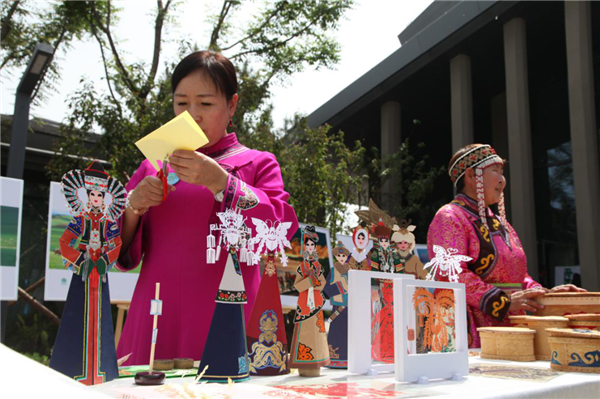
left=381, top=101, right=401, bottom=212
left=565, top=1, right=600, bottom=291
left=490, top=92, right=511, bottom=221
left=503, top=18, right=539, bottom=280
left=450, top=54, right=474, bottom=153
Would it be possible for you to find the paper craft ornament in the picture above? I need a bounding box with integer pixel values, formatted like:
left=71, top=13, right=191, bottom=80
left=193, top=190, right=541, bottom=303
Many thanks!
left=348, top=223, right=371, bottom=271
left=323, top=241, right=355, bottom=369
left=135, top=283, right=166, bottom=386
left=49, top=161, right=127, bottom=385
left=199, top=208, right=255, bottom=382
left=289, top=225, right=330, bottom=376
left=391, top=220, right=426, bottom=279
left=246, top=219, right=292, bottom=376
left=424, top=245, right=473, bottom=283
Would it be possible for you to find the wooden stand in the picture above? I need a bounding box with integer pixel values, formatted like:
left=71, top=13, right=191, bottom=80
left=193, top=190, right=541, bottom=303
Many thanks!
left=135, top=283, right=165, bottom=385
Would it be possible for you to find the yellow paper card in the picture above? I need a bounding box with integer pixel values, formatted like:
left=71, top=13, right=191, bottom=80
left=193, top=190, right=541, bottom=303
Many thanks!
left=135, top=111, right=209, bottom=171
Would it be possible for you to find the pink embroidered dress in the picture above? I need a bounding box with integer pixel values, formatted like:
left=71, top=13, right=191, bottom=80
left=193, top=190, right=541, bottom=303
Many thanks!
left=427, top=193, right=542, bottom=348
left=116, top=133, right=298, bottom=365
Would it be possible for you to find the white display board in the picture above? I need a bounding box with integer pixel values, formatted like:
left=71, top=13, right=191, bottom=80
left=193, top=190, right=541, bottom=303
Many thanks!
left=0, top=177, right=24, bottom=300
left=44, top=182, right=139, bottom=301
left=347, top=270, right=415, bottom=375
left=393, top=278, right=469, bottom=383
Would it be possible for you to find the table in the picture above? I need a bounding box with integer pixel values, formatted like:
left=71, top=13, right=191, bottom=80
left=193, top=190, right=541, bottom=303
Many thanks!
left=91, top=356, right=600, bottom=399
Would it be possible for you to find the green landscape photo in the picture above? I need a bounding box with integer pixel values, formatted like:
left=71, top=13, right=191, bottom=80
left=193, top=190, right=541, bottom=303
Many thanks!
left=0, top=206, right=19, bottom=266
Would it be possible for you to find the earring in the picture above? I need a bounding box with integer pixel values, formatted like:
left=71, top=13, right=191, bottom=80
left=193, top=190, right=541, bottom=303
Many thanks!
left=229, top=118, right=233, bottom=128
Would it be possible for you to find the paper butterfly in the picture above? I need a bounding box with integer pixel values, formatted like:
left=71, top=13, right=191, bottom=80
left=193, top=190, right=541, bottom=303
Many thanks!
left=423, top=245, right=472, bottom=283
left=251, top=219, right=292, bottom=266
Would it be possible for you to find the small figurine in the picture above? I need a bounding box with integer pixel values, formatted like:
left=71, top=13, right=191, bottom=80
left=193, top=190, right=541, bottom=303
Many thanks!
left=392, top=220, right=426, bottom=279
left=289, top=226, right=330, bottom=376
left=199, top=208, right=256, bottom=382
left=49, top=161, right=127, bottom=385
left=324, top=241, right=352, bottom=368
left=348, top=222, right=371, bottom=271
left=135, top=283, right=166, bottom=386
left=246, top=219, right=292, bottom=376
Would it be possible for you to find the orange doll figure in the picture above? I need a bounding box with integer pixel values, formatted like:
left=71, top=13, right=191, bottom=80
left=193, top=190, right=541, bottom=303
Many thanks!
left=371, top=279, right=395, bottom=363
left=289, top=225, right=330, bottom=376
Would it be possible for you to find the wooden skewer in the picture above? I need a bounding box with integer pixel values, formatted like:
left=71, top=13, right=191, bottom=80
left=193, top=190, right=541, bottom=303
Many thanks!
left=148, top=282, right=160, bottom=374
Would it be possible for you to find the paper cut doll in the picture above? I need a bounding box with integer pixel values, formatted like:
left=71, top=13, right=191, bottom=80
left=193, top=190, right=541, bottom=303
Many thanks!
left=348, top=223, right=371, bottom=271
left=392, top=220, right=426, bottom=279
left=371, top=279, right=395, bottom=363
left=49, top=161, right=127, bottom=385
left=199, top=208, right=256, bottom=382
left=246, top=219, right=292, bottom=376
left=289, top=226, right=330, bottom=376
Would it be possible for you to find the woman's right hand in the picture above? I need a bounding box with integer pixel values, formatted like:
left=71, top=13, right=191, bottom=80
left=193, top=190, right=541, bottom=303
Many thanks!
left=509, top=288, right=546, bottom=313
left=129, top=175, right=175, bottom=212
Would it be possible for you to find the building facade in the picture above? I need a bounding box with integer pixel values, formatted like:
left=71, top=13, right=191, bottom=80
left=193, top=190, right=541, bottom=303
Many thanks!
left=308, top=1, right=600, bottom=290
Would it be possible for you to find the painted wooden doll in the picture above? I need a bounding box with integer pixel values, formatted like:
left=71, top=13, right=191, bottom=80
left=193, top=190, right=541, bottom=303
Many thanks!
left=289, top=226, right=330, bottom=376
left=348, top=223, right=371, bottom=271
left=392, top=220, right=427, bottom=279
left=246, top=219, right=292, bottom=376
left=199, top=208, right=256, bottom=382
left=324, top=241, right=352, bottom=368
left=49, top=161, right=127, bottom=385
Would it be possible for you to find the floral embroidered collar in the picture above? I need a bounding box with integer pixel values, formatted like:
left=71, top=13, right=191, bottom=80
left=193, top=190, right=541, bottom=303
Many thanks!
left=453, top=193, right=491, bottom=216
left=197, top=133, right=249, bottom=161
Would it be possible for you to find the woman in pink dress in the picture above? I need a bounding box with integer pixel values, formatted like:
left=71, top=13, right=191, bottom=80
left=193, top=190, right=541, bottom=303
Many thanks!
left=116, top=51, right=298, bottom=365
left=427, top=143, right=585, bottom=348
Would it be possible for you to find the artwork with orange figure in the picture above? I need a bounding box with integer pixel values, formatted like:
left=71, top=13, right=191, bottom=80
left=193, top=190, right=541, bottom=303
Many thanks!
left=371, top=279, right=395, bottom=363
left=413, top=288, right=457, bottom=353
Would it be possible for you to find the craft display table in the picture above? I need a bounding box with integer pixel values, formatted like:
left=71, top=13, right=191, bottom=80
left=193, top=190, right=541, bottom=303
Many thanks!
left=90, top=355, right=600, bottom=399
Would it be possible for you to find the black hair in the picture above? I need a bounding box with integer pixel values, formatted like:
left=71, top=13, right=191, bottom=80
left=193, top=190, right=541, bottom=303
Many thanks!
left=171, top=51, right=238, bottom=100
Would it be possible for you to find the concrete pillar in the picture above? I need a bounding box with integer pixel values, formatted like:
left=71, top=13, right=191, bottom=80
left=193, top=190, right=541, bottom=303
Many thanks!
left=490, top=92, right=511, bottom=221
left=503, top=18, right=539, bottom=280
left=450, top=54, right=474, bottom=153
left=565, top=1, right=600, bottom=291
left=381, top=101, right=401, bottom=212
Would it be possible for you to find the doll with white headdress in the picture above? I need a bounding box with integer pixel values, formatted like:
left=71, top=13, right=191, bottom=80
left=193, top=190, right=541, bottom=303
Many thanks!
left=391, top=220, right=426, bottom=279
left=49, top=161, right=127, bottom=385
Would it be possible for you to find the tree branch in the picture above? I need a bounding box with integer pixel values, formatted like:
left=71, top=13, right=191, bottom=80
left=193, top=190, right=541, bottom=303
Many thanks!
left=140, top=0, right=173, bottom=99
left=1, top=0, right=22, bottom=42
left=220, top=1, right=286, bottom=52
left=90, top=0, right=138, bottom=95
left=208, top=0, right=235, bottom=51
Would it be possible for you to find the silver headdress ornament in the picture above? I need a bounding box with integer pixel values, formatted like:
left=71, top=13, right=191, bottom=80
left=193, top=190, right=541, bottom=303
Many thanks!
left=206, top=208, right=256, bottom=265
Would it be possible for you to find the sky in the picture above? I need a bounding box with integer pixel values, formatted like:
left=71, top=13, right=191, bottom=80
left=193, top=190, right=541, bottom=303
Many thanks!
left=0, top=0, right=433, bottom=131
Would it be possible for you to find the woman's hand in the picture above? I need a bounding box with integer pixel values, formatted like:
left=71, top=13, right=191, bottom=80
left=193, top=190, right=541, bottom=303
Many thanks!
left=549, top=284, right=587, bottom=293
left=509, top=288, right=546, bottom=313
left=129, top=175, right=175, bottom=212
left=169, top=150, right=228, bottom=194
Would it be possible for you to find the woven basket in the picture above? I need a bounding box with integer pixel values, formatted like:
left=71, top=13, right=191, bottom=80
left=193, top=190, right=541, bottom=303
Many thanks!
left=508, top=315, right=529, bottom=327
left=547, top=328, right=600, bottom=373
left=534, top=292, right=600, bottom=316
left=478, top=327, right=536, bottom=361
left=565, top=314, right=600, bottom=331
left=524, top=316, right=568, bottom=360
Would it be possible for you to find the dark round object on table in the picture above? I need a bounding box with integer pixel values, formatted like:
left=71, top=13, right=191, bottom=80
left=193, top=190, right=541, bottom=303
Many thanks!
left=134, top=371, right=166, bottom=385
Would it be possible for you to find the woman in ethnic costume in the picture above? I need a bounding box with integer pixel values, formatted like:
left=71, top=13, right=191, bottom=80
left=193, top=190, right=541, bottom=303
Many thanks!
left=427, top=143, right=586, bottom=348
left=50, top=161, right=127, bottom=385
left=323, top=241, right=352, bottom=368
left=117, top=51, right=298, bottom=366
left=289, top=226, right=330, bottom=376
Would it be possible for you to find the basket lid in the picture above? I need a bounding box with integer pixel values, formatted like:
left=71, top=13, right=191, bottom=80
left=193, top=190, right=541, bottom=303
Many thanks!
left=542, top=292, right=600, bottom=298
left=508, top=315, right=529, bottom=321
left=565, top=313, right=600, bottom=321
left=477, top=327, right=535, bottom=334
left=525, top=316, right=568, bottom=323
left=546, top=328, right=600, bottom=339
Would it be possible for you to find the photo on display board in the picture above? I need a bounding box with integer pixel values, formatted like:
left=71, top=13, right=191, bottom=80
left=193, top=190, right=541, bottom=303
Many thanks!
left=276, top=223, right=333, bottom=296
left=0, top=177, right=24, bottom=300
left=44, top=182, right=140, bottom=301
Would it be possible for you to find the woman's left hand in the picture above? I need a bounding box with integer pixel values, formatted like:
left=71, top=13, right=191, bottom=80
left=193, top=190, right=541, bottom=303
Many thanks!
left=169, top=149, right=229, bottom=194
left=549, top=284, right=587, bottom=293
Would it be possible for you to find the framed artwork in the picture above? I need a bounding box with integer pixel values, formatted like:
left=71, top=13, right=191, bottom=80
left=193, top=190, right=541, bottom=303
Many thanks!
left=0, top=177, right=24, bottom=300
left=44, top=182, right=140, bottom=301
left=393, top=279, right=468, bottom=383
left=347, top=270, right=415, bottom=375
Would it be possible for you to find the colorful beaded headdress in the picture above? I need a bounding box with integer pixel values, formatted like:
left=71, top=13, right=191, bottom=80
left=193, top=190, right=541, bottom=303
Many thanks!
left=448, top=144, right=507, bottom=229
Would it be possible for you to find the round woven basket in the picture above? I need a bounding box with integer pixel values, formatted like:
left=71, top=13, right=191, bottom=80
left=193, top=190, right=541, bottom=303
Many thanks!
left=478, top=327, right=536, bottom=361
left=533, top=292, right=600, bottom=316
left=565, top=313, right=600, bottom=331
left=508, top=315, right=529, bottom=327
left=525, top=316, right=568, bottom=360
left=547, top=328, right=600, bottom=373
